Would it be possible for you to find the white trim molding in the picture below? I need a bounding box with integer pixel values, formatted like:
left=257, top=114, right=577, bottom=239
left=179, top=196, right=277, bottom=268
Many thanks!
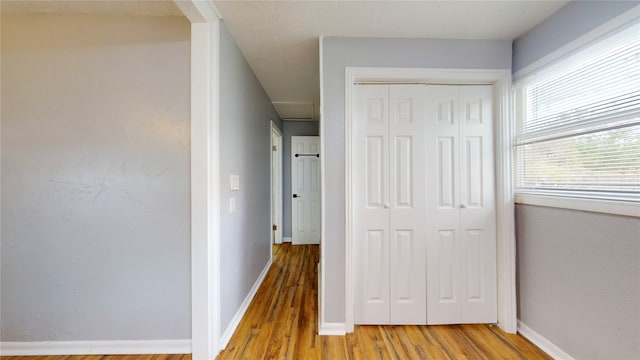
left=518, top=321, right=575, bottom=360
left=344, top=67, right=517, bottom=334
left=318, top=323, right=347, bottom=336
left=271, top=121, right=284, bottom=246
left=283, top=236, right=292, bottom=243
left=515, top=194, right=640, bottom=218
left=173, top=0, right=222, bottom=23
left=175, top=1, right=222, bottom=359
left=219, top=259, right=273, bottom=350
left=494, top=73, right=518, bottom=334
left=0, top=339, right=191, bottom=356
left=318, top=34, right=327, bottom=338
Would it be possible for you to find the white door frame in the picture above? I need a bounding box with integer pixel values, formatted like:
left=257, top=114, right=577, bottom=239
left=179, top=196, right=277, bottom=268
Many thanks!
left=344, top=67, right=517, bottom=334
left=173, top=1, right=222, bottom=359
left=271, top=122, right=283, bottom=245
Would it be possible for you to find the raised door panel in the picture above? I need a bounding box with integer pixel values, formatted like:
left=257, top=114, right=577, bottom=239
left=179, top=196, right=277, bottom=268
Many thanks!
left=394, top=136, right=413, bottom=208
left=437, top=230, right=456, bottom=303
left=354, top=85, right=390, bottom=324
left=358, top=229, right=390, bottom=324
left=463, top=137, right=484, bottom=208
left=366, top=136, right=385, bottom=208
left=437, top=136, right=456, bottom=209
left=427, top=229, right=462, bottom=324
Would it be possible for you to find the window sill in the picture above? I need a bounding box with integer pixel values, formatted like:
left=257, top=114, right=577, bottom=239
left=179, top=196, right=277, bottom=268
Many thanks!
left=514, top=193, right=640, bottom=218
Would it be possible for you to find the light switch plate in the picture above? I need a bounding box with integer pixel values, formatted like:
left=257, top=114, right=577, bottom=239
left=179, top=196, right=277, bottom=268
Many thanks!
left=229, top=198, right=236, bottom=213
left=229, top=175, right=240, bottom=191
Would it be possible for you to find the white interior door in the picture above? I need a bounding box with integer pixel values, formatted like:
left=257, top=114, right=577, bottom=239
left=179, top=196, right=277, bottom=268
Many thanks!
left=354, top=84, right=427, bottom=325
left=291, top=136, right=320, bottom=245
left=425, top=85, right=497, bottom=324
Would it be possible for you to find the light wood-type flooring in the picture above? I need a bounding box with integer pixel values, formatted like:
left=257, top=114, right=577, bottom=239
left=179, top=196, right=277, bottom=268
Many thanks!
left=1, top=244, right=550, bottom=360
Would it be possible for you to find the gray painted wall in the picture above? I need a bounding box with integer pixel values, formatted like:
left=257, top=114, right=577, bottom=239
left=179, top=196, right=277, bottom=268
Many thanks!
left=512, top=1, right=637, bottom=74
left=219, top=22, right=282, bottom=333
left=282, top=121, right=319, bottom=238
left=513, top=3, right=640, bottom=358
left=1, top=14, right=191, bottom=341
left=516, top=205, right=640, bottom=359
left=321, top=37, right=512, bottom=322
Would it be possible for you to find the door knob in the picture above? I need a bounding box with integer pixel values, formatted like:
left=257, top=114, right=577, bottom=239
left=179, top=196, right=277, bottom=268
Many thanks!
left=383, top=203, right=390, bottom=209
left=293, top=194, right=301, bottom=198
left=460, top=203, right=467, bottom=208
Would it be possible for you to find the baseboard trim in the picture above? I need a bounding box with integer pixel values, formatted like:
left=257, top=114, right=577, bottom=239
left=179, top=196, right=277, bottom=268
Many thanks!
left=517, top=320, right=574, bottom=360
left=219, top=259, right=272, bottom=350
left=283, top=237, right=292, bottom=243
left=0, top=339, right=191, bottom=356
left=318, top=322, right=346, bottom=336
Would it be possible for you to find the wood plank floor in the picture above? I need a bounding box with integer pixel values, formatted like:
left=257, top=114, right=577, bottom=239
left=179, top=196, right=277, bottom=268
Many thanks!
left=217, top=243, right=550, bottom=360
left=1, top=243, right=550, bottom=360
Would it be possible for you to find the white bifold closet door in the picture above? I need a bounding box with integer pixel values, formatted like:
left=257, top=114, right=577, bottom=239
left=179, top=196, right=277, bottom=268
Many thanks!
left=354, top=83, right=497, bottom=326
left=425, top=85, right=497, bottom=324
left=354, top=84, right=427, bottom=325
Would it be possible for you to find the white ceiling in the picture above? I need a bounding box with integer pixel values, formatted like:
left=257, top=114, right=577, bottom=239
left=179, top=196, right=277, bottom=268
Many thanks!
left=214, top=0, right=569, bottom=120
left=2, top=0, right=570, bottom=121
left=0, top=0, right=183, bottom=16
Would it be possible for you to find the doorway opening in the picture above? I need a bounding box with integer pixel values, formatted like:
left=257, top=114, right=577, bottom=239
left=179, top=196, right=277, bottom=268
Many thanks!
left=272, top=122, right=283, bottom=245
left=291, top=135, right=321, bottom=245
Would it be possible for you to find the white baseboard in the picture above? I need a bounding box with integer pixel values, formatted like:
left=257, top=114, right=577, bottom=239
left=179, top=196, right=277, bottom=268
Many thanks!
left=518, top=320, right=574, bottom=360
left=318, top=322, right=346, bottom=336
left=219, top=259, right=272, bottom=350
left=0, top=339, right=191, bottom=356
left=283, top=237, right=292, bottom=243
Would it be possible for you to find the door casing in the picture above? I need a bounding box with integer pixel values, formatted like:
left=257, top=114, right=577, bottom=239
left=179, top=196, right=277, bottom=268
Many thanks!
left=271, top=122, right=283, bottom=245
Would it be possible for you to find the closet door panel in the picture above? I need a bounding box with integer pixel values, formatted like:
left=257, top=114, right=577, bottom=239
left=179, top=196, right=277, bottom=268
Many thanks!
left=425, top=86, right=463, bottom=324
left=426, top=85, right=497, bottom=325
left=459, top=86, right=497, bottom=323
left=354, top=85, right=391, bottom=324
left=389, top=85, right=427, bottom=324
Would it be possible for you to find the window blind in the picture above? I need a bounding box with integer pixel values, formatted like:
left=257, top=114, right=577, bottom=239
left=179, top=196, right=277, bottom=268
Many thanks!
left=515, top=21, right=640, bottom=201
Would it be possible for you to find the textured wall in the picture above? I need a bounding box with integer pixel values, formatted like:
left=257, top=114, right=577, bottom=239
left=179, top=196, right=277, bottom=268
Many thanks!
left=512, top=1, right=637, bottom=75
left=513, top=2, right=640, bottom=357
left=1, top=14, right=191, bottom=341
left=282, top=121, right=319, bottom=238
left=321, top=37, right=512, bottom=323
left=218, top=22, right=282, bottom=333
left=516, top=205, right=640, bottom=359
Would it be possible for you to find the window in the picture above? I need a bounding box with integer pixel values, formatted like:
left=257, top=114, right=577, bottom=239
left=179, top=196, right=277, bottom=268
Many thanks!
left=514, top=21, right=640, bottom=203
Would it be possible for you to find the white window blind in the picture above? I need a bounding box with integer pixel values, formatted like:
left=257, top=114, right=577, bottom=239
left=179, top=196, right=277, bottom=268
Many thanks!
left=515, top=21, right=640, bottom=202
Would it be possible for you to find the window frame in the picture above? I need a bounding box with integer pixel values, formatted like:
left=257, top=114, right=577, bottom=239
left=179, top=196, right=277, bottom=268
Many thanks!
left=513, top=19, right=640, bottom=217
